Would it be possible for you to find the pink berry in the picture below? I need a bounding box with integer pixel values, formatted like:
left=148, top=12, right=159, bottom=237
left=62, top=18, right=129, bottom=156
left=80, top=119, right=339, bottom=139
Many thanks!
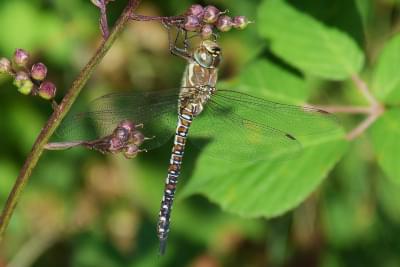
left=201, top=24, right=214, bottom=39
left=124, top=144, right=139, bottom=159
left=31, top=62, right=47, bottom=81
left=187, top=4, right=204, bottom=20
left=0, top=58, right=12, bottom=74
left=203, top=5, right=220, bottom=24
left=38, top=81, right=57, bottom=100
left=109, top=136, right=124, bottom=152
left=216, top=15, right=232, bottom=32
left=184, top=15, right=201, bottom=31
left=13, top=49, right=29, bottom=67
left=132, top=131, right=145, bottom=146
left=118, top=120, right=136, bottom=133
left=232, top=16, right=250, bottom=30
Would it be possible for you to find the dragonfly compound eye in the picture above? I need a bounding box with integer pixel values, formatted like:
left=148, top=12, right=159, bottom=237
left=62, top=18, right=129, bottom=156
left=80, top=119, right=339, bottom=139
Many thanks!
left=194, top=40, right=221, bottom=68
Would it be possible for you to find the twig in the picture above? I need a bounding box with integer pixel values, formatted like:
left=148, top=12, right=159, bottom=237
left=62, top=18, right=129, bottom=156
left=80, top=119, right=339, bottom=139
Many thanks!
left=6, top=229, right=61, bottom=267
left=130, top=14, right=186, bottom=28
left=351, top=74, right=378, bottom=106
left=99, top=0, right=110, bottom=39
left=346, top=104, right=384, bottom=140
left=0, top=0, right=141, bottom=241
left=312, top=75, right=384, bottom=140
left=44, top=141, right=86, bottom=150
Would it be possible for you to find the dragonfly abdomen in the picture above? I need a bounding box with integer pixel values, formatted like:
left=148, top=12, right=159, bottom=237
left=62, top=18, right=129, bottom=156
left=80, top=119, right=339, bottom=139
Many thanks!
left=157, top=107, right=194, bottom=254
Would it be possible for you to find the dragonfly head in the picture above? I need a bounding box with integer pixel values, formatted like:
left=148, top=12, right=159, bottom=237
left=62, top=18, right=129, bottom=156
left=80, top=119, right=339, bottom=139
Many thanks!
left=193, top=40, right=221, bottom=69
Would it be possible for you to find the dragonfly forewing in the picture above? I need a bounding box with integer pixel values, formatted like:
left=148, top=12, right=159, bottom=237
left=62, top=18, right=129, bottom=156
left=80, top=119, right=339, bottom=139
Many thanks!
left=187, top=89, right=341, bottom=162
left=56, top=89, right=180, bottom=151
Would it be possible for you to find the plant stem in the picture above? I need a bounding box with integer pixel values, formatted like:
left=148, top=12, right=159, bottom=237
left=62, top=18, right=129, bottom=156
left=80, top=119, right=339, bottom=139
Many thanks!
left=351, top=74, right=378, bottom=106
left=310, top=75, right=384, bottom=140
left=0, top=0, right=141, bottom=241
left=346, top=104, right=384, bottom=140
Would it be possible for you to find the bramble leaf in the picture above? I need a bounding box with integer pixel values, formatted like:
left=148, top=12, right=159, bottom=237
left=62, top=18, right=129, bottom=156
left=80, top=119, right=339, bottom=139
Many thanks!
left=182, top=135, right=347, bottom=218
left=371, top=34, right=400, bottom=104
left=238, top=59, right=309, bottom=103
left=258, top=0, right=365, bottom=80
left=369, top=109, right=400, bottom=184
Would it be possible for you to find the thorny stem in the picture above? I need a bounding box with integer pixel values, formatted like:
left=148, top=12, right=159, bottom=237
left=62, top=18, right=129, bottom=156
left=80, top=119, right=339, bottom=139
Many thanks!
left=0, top=0, right=141, bottom=241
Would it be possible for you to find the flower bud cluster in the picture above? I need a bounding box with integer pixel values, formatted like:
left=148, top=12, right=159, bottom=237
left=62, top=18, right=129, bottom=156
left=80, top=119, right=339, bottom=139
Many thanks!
left=105, top=120, right=148, bottom=159
left=184, top=4, right=252, bottom=38
left=0, top=48, right=56, bottom=101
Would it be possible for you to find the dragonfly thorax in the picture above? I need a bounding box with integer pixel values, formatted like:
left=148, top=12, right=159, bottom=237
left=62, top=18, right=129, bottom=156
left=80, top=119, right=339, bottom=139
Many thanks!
left=179, top=85, right=215, bottom=116
left=180, top=41, right=219, bottom=117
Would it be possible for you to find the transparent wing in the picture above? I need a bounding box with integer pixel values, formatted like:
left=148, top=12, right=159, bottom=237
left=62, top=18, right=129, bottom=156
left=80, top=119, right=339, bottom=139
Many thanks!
left=56, top=89, right=180, bottom=150
left=189, top=89, right=341, bottom=161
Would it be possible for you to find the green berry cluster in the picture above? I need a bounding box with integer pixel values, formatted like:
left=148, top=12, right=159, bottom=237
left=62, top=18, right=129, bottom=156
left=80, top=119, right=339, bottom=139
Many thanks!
left=0, top=49, right=56, bottom=100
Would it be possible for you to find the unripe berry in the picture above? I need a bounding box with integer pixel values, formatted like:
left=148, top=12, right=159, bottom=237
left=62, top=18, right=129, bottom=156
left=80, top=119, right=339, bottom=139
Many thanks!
left=203, top=5, right=220, bottom=24
left=232, top=16, right=250, bottom=30
left=187, top=4, right=204, bottom=20
left=132, top=131, right=145, bottom=146
left=14, top=71, right=34, bottom=95
left=31, top=62, right=47, bottom=81
left=216, top=15, right=232, bottom=32
left=38, top=81, right=57, bottom=100
left=118, top=120, right=136, bottom=133
left=201, top=24, right=214, bottom=39
left=184, top=15, right=201, bottom=31
left=0, top=58, right=12, bottom=74
left=13, top=49, right=29, bottom=67
left=124, top=144, right=139, bottom=159
left=109, top=136, right=124, bottom=152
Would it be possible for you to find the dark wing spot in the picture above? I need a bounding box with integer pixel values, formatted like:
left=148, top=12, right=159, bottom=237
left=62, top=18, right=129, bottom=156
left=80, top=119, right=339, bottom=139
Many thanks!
left=285, top=133, right=297, bottom=141
left=316, top=109, right=330, bottom=114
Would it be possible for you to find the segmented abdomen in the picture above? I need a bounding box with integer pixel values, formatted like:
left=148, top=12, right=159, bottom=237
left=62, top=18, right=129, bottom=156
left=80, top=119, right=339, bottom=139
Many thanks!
left=157, top=106, right=193, bottom=254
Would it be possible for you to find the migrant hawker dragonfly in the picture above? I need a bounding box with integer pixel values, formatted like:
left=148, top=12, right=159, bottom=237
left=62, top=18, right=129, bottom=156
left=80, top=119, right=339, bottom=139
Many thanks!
left=56, top=39, right=339, bottom=254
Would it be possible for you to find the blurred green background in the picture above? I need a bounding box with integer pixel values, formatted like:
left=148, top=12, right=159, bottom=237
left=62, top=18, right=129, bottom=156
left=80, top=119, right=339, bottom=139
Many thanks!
left=1, top=0, right=400, bottom=266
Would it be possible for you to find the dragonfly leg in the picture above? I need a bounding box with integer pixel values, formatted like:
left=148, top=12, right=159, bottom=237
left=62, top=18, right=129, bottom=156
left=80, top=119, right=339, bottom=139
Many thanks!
left=163, top=21, right=192, bottom=61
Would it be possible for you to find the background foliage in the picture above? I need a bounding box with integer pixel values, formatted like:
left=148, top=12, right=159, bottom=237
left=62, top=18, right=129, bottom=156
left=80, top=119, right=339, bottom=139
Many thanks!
left=1, top=0, right=400, bottom=266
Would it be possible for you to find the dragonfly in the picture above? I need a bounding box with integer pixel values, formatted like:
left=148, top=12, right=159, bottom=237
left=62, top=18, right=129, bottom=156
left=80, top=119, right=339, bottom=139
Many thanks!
left=55, top=33, right=339, bottom=255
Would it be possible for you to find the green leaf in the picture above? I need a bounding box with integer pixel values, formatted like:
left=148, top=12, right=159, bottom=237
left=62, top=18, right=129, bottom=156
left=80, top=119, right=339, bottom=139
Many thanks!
left=238, top=59, right=309, bottom=103
left=371, top=34, right=400, bottom=104
left=258, top=0, right=364, bottom=80
left=181, top=137, right=347, bottom=218
left=0, top=2, right=41, bottom=53
left=378, top=176, right=400, bottom=223
left=0, top=160, right=19, bottom=202
left=369, top=109, right=400, bottom=184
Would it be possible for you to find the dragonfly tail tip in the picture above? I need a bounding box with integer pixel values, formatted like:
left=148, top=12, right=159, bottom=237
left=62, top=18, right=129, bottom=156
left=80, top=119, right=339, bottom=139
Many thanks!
left=159, top=238, right=168, bottom=256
